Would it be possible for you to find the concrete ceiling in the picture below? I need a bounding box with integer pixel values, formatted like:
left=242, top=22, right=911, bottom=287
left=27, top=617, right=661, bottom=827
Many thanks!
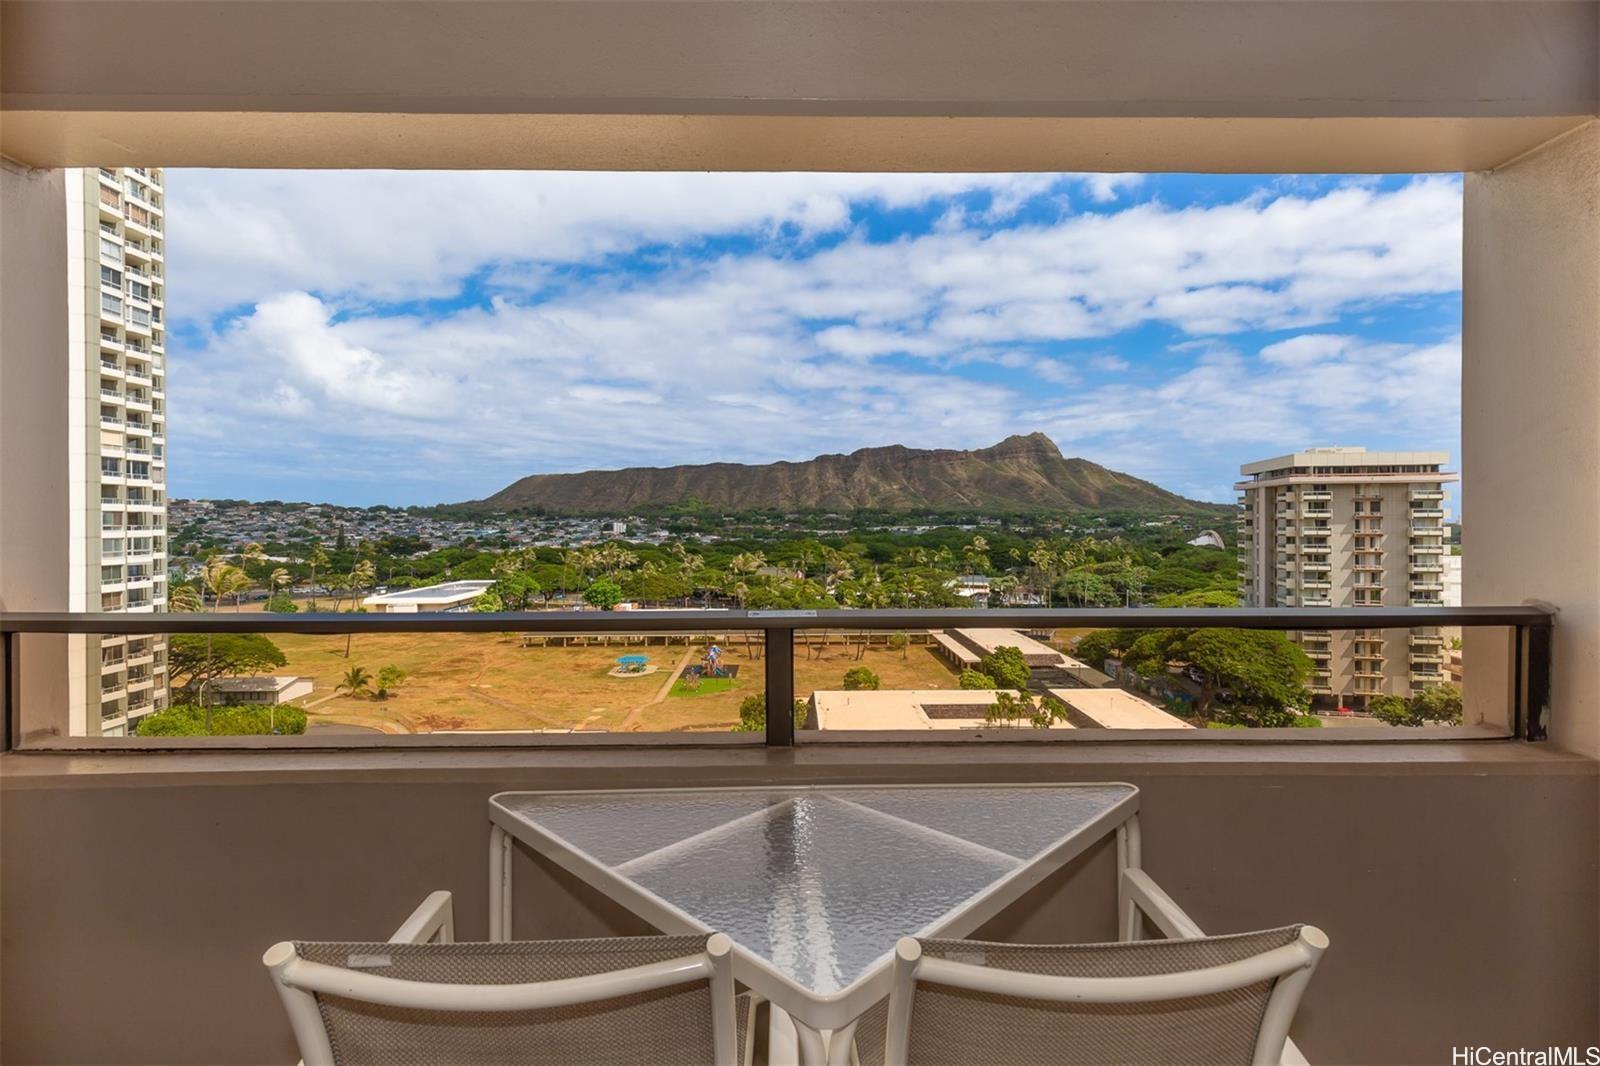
left=2, top=0, right=1596, bottom=170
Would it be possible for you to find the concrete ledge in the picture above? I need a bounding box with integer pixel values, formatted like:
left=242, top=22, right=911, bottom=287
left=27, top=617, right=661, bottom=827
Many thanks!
left=3, top=737, right=1593, bottom=789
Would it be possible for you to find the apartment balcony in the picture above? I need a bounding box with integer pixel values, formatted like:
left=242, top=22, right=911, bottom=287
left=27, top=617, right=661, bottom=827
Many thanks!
left=1410, top=489, right=1445, bottom=501
left=1298, top=596, right=1333, bottom=607
left=1300, top=508, right=1333, bottom=520
left=1301, top=491, right=1332, bottom=502
left=3, top=8, right=1598, bottom=1060
left=1298, top=524, right=1332, bottom=537
left=1410, top=508, right=1445, bottom=519
left=1411, top=653, right=1445, bottom=665
left=1410, top=581, right=1445, bottom=592
left=1300, top=544, right=1332, bottom=555
left=1410, top=634, right=1447, bottom=647
left=1412, top=543, right=1446, bottom=555
left=1411, top=670, right=1446, bottom=685
left=1301, top=579, right=1333, bottom=591
left=1410, top=560, right=1445, bottom=573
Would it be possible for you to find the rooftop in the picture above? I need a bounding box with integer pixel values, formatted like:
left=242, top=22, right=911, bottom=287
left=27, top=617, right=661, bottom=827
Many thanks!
left=1239, top=447, right=1453, bottom=477
left=363, top=580, right=495, bottom=604
left=811, top=689, right=1070, bottom=731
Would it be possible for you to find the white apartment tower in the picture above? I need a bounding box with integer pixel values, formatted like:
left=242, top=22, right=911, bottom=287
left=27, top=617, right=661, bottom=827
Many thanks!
left=65, top=167, right=170, bottom=736
left=1235, top=447, right=1457, bottom=712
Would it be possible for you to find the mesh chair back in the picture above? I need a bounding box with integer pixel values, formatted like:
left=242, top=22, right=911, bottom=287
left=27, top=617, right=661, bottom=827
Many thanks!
left=862, top=926, right=1307, bottom=1066
left=293, top=935, right=720, bottom=1066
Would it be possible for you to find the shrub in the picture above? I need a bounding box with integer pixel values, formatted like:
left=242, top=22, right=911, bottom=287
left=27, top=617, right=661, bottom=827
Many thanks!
left=135, top=702, right=307, bottom=736
left=1368, top=685, right=1462, bottom=728
left=842, top=667, right=880, bottom=691
left=958, top=669, right=996, bottom=690
left=732, top=694, right=811, bottom=732
left=977, top=646, right=1031, bottom=691
left=375, top=665, right=407, bottom=700
left=264, top=593, right=299, bottom=613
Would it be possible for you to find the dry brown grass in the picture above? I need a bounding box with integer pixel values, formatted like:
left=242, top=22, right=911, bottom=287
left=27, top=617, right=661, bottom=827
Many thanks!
left=271, top=631, right=963, bottom=734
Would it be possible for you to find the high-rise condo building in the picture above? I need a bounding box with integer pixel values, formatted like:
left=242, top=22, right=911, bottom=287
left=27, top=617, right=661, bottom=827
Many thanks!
left=65, top=167, right=170, bottom=736
left=1235, top=447, right=1457, bottom=713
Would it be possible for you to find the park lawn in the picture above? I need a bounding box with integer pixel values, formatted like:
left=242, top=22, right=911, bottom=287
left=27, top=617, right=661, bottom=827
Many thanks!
left=794, top=643, right=960, bottom=697
left=263, top=634, right=957, bottom=735
left=273, top=632, right=711, bottom=733
left=669, top=676, right=736, bottom=697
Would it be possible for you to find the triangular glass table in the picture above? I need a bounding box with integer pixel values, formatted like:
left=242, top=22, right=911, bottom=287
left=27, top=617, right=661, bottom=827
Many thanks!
left=489, top=784, right=1140, bottom=1046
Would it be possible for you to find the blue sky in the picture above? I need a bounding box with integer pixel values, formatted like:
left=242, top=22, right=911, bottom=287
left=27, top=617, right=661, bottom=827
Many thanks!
left=165, top=171, right=1462, bottom=508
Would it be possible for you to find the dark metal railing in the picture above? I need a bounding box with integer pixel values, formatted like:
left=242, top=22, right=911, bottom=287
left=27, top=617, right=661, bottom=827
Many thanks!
left=0, top=606, right=1556, bottom=749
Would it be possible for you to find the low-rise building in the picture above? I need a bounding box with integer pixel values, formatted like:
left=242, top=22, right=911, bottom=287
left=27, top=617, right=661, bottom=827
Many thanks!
left=208, top=676, right=314, bottom=706
left=1046, top=687, right=1193, bottom=729
left=363, top=580, right=495, bottom=613
left=951, top=627, right=1065, bottom=667
left=811, top=689, right=1073, bottom=731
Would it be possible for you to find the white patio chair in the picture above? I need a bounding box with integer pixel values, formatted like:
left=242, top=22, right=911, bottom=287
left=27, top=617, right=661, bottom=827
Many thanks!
left=263, top=890, right=746, bottom=1066
left=844, top=922, right=1325, bottom=1066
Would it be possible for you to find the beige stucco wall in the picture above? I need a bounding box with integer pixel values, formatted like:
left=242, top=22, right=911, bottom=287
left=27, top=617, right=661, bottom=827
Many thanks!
left=0, top=160, right=72, bottom=737
left=2, top=746, right=1595, bottom=1064
left=1463, top=122, right=1600, bottom=758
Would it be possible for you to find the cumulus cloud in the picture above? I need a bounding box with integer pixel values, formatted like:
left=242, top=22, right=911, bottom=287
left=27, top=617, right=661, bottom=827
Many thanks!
left=166, top=174, right=1463, bottom=503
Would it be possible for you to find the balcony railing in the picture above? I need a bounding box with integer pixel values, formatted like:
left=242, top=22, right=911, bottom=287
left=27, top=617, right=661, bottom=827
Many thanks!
left=0, top=605, right=1557, bottom=750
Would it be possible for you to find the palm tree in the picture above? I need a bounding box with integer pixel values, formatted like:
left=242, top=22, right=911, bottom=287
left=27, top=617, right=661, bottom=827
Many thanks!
left=336, top=665, right=372, bottom=699
left=344, top=559, right=377, bottom=657
left=305, top=544, right=329, bottom=610
left=200, top=556, right=252, bottom=612
left=168, top=584, right=202, bottom=613
left=269, top=567, right=290, bottom=599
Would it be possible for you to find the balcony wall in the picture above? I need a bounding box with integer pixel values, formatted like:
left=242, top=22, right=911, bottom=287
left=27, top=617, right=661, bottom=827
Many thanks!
left=2, top=742, right=1595, bottom=1064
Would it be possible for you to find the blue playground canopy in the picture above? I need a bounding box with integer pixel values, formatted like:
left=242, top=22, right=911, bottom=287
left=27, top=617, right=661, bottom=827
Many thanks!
left=617, top=654, right=649, bottom=666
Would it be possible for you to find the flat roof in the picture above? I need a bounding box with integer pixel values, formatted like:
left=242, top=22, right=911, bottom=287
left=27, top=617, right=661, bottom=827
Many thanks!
left=930, top=632, right=981, bottom=665
left=812, top=689, right=1074, bottom=731
left=209, top=676, right=308, bottom=693
left=365, top=580, right=494, bottom=604
left=1048, top=687, right=1194, bottom=729
left=1239, top=447, right=1452, bottom=476
left=953, top=628, right=1065, bottom=664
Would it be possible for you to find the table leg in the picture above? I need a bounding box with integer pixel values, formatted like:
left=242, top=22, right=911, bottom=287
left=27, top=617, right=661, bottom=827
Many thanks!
left=825, top=1019, right=860, bottom=1066
left=1116, top=813, right=1143, bottom=942
left=791, top=1018, right=828, bottom=1066
left=489, top=824, right=511, bottom=942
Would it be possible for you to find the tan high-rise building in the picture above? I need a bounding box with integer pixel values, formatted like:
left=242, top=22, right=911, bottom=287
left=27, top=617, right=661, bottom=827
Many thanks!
left=1235, top=447, right=1457, bottom=712
left=64, top=167, right=170, bottom=736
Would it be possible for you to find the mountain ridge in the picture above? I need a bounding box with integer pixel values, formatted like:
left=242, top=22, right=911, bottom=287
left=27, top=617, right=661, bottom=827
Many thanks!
left=465, top=434, right=1221, bottom=515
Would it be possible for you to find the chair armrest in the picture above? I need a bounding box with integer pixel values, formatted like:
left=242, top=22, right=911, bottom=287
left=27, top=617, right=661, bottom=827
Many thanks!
left=1120, top=870, right=1313, bottom=1066
left=1120, top=868, right=1205, bottom=941
left=388, top=890, right=455, bottom=944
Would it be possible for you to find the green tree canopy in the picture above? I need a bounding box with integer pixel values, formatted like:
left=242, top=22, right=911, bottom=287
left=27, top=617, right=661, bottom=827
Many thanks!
left=168, top=633, right=288, bottom=689
left=1120, top=628, right=1313, bottom=722
left=958, top=668, right=996, bottom=690
left=1369, top=684, right=1462, bottom=727
left=583, top=578, right=624, bottom=611
left=484, top=571, right=541, bottom=611
left=977, top=645, right=1031, bottom=691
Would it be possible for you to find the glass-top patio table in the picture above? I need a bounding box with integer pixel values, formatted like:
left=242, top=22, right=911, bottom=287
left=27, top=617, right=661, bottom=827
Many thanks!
left=488, top=784, right=1140, bottom=1058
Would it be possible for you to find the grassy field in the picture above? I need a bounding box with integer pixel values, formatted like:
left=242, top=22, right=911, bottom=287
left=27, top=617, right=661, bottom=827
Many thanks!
left=269, top=631, right=963, bottom=734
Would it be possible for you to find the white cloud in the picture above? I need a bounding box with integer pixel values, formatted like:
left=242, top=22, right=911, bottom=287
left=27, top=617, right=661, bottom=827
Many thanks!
left=167, top=175, right=1463, bottom=503
left=169, top=171, right=1103, bottom=318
